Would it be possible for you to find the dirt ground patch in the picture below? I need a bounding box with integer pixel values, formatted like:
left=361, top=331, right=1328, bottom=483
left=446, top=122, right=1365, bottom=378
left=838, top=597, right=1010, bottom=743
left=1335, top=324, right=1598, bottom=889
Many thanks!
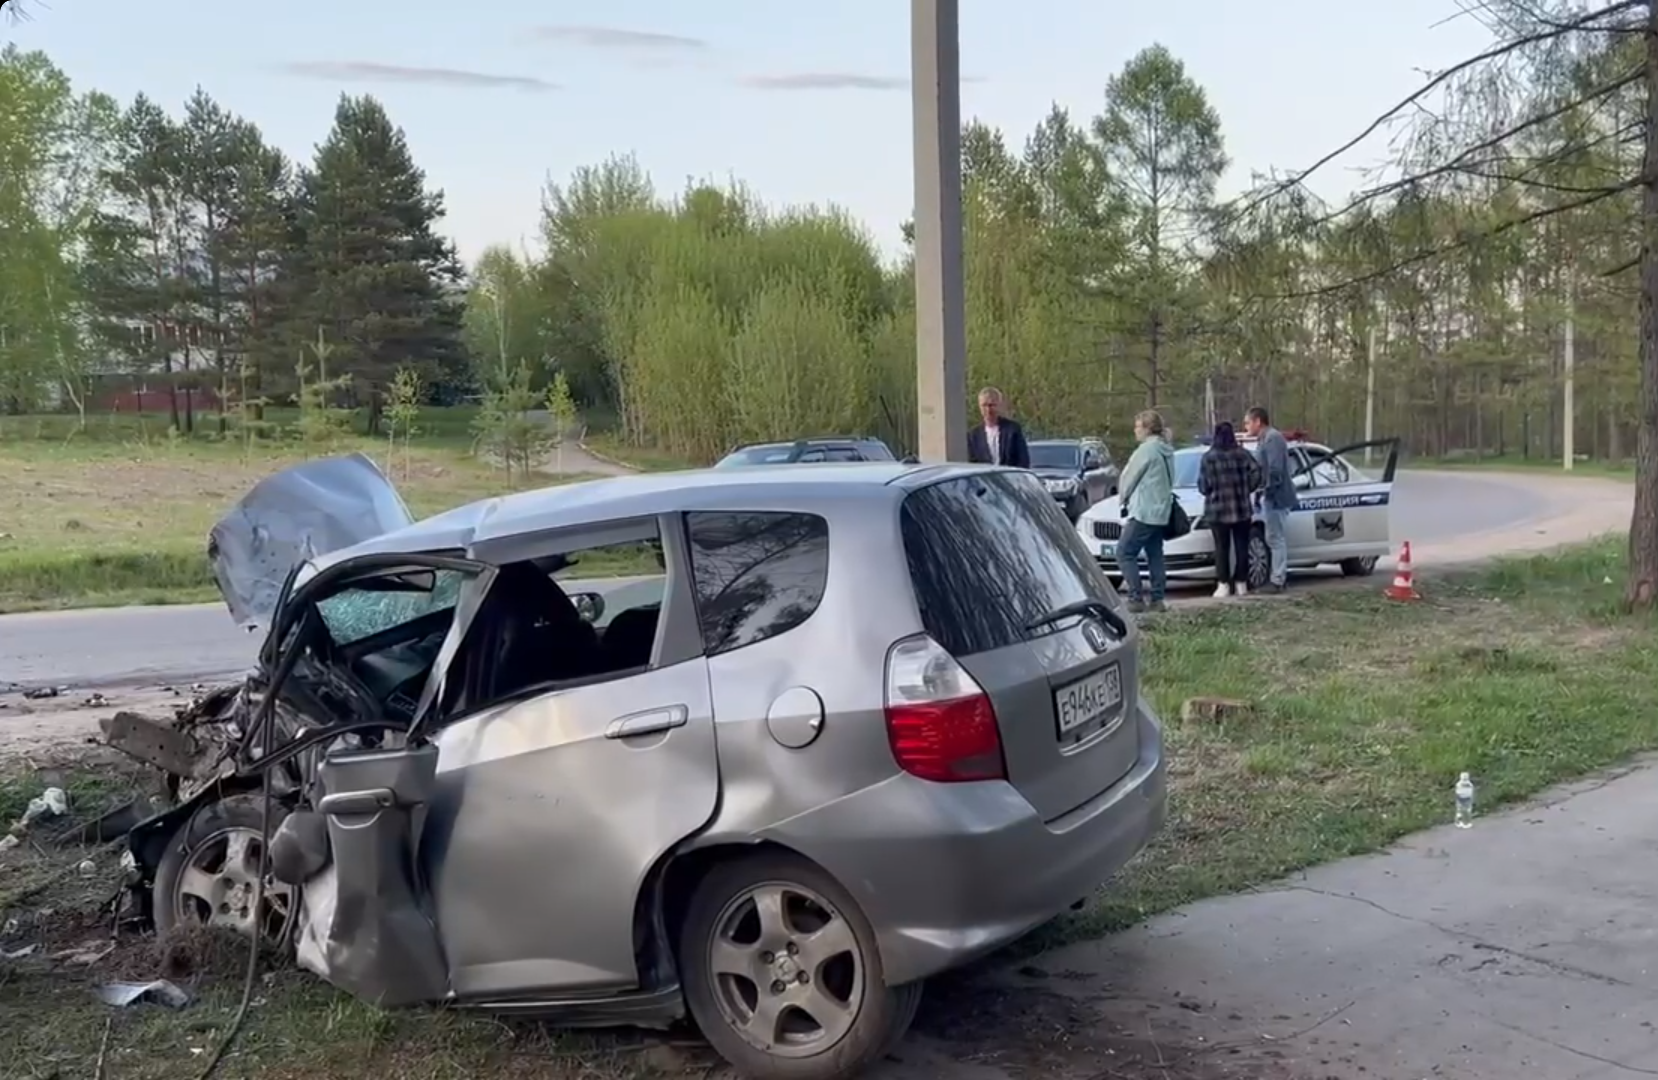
left=0, top=684, right=204, bottom=759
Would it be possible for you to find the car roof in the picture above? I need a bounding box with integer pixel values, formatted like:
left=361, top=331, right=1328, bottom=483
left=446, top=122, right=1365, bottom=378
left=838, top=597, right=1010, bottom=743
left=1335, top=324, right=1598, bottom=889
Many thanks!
left=728, top=436, right=885, bottom=451
left=310, top=461, right=995, bottom=572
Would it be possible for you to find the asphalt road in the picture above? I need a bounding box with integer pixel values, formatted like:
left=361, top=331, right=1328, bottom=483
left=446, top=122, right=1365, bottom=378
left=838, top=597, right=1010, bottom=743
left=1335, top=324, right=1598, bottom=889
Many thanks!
left=0, top=469, right=1624, bottom=691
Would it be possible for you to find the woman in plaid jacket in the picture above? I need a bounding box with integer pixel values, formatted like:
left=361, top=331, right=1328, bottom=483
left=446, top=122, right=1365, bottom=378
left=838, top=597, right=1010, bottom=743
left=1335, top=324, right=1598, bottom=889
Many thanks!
left=1197, top=422, right=1263, bottom=598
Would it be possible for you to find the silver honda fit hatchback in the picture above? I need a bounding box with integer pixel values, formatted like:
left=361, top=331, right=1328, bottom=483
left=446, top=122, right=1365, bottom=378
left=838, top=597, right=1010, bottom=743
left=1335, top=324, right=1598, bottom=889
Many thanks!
left=129, top=454, right=1166, bottom=1080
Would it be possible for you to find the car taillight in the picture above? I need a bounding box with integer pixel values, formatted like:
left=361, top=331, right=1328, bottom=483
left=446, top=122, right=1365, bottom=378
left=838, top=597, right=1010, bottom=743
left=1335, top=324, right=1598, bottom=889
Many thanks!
left=883, top=634, right=1006, bottom=783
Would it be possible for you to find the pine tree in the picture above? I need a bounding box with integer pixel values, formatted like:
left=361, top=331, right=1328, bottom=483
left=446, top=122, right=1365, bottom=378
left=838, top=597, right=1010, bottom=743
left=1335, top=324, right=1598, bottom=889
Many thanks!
left=291, top=94, right=465, bottom=434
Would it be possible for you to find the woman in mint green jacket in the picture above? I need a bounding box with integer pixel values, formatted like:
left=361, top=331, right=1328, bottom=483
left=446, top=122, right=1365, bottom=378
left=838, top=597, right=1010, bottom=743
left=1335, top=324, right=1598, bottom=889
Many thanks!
left=1114, top=409, right=1174, bottom=612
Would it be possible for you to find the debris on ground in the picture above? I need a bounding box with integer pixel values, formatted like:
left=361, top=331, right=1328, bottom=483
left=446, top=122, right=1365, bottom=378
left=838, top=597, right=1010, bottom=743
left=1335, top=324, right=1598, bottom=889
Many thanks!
left=99, top=682, right=248, bottom=802
left=2, top=786, right=70, bottom=853
left=1180, top=696, right=1255, bottom=723
left=23, top=686, right=64, bottom=700
left=97, top=978, right=192, bottom=1009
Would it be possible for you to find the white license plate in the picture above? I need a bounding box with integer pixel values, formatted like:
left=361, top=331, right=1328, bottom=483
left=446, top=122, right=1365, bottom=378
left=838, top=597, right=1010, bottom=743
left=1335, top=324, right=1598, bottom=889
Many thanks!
left=1055, top=664, right=1123, bottom=736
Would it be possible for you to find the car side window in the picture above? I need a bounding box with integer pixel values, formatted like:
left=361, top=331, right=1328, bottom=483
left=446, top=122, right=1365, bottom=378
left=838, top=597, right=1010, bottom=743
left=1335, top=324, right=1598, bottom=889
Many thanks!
left=1291, top=449, right=1315, bottom=489
left=820, top=447, right=864, bottom=462
left=686, top=512, right=830, bottom=656
left=1312, top=453, right=1351, bottom=485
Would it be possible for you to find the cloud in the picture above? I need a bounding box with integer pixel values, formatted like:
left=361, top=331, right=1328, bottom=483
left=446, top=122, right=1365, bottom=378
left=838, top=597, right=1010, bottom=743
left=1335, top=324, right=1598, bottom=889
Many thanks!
left=281, top=61, right=556, bottom=91
left=742, top=73, right=907, bottom=91
left=531, top=25, right=708, bottom=51
left=740, top=73, right=989, bottom=91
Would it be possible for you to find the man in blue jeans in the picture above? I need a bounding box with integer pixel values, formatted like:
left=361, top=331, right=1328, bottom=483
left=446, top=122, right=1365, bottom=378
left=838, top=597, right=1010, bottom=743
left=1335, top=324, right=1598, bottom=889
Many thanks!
left=1244, top=406, right=1298, bottom=592
left=1114, top=409, right=1174, bottom=613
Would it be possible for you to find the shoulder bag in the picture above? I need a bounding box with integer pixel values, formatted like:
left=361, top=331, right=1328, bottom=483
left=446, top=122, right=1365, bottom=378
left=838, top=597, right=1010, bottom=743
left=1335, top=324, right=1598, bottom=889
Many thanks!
left=1162, top=453, right=1192, bottom=540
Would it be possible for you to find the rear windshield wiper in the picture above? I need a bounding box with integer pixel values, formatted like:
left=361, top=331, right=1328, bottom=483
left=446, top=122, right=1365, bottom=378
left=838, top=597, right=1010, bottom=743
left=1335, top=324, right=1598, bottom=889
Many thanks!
left=1025, top=598, right=1128, bottom=640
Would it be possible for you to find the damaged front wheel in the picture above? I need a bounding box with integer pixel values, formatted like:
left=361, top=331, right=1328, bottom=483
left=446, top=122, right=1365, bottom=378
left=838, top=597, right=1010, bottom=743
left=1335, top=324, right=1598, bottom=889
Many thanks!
left=153, top=794, right=298, bottom=946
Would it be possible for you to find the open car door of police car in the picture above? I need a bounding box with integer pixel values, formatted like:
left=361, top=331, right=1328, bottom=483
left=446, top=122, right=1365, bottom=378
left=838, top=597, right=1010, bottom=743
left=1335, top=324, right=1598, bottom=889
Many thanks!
left=1290, top=437, right=1399, bottom=557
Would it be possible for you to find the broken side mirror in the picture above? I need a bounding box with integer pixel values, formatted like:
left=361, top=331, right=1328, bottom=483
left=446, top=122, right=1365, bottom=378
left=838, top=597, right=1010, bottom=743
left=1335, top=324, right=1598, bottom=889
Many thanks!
left=570, top=591, right=605, bottom=624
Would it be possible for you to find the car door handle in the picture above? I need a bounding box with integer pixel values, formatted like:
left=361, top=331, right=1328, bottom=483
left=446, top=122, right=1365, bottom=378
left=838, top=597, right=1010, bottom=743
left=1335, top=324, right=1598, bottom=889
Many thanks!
left=605, top=705, right=688, bottom=740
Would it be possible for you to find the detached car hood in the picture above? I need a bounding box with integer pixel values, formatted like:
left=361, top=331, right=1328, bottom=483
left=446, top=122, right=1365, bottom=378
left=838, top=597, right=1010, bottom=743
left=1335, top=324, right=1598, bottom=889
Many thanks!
left=208, top=453, right=414, bottom=630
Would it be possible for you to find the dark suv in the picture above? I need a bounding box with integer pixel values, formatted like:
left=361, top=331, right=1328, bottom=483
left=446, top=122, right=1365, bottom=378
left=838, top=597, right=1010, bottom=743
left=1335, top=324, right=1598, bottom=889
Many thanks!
left=714, top=436, right=900, bottom=468
left=1027, top=438, right=1119, bottom=522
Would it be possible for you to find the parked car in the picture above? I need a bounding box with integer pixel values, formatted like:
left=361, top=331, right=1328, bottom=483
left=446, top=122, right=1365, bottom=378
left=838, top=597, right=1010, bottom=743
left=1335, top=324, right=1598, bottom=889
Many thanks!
left=120, top=454, right=1167, bottom=1080
left=714, top=436, right=899, bottom=468
left=1026, top=438, right=1119, bottom=522
left=1075, top=436, right=1399, bottom=588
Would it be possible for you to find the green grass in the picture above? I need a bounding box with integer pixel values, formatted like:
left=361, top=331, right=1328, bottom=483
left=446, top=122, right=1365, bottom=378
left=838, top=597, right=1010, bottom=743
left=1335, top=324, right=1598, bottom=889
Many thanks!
left=1408, top=451, right=1634, bottom=478
left=0, top=434, right=629, bottom=614
left=579, top=432, right=703, bottom=472
left=0, top=406, right=485, bottom=448
left=5, top=540, right=1656, bottom=1077
left=1041, top=536, right=1657, bottom=944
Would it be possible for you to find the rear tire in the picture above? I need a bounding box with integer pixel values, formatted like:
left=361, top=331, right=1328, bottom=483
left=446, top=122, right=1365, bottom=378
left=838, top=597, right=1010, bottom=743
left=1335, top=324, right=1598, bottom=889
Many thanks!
left=1340, top=555, right=1379, bottom=577
left=679, top=851, right=921, bottom=1080
left=1245, top=527, right=1272, bottom=591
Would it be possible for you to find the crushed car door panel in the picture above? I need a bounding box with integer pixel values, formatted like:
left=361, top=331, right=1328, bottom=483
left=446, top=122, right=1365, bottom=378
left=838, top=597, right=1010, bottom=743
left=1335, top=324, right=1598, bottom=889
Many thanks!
left=209, top=453, right=415, bottom=631
left=419, top=515, right=719, bottom=999
left=268, top=553, right=494, bottom=1007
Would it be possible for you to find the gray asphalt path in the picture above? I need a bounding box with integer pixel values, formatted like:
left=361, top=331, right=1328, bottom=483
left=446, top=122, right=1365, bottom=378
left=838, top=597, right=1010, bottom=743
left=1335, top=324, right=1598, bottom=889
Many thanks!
left=0, top=469, right=1624, bottom=691
left=0, top=575, right=658, bottom=691
left=878, top=761, right=1658, bottom=1080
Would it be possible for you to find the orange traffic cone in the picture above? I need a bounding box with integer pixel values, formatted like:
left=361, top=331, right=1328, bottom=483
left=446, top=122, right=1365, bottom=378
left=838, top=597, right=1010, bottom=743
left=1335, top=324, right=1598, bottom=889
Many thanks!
left=1384, top=540, right=1421, bottom=601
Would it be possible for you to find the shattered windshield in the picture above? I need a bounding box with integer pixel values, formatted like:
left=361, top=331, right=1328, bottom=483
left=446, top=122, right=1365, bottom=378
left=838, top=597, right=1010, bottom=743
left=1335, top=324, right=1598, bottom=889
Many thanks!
left=316, top=570, right=466, bottom=645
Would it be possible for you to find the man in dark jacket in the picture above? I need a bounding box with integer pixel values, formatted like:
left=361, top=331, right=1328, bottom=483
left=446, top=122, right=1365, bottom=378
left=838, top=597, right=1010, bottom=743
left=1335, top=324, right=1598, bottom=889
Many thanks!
left=966, top=387, right=1031, bottom=467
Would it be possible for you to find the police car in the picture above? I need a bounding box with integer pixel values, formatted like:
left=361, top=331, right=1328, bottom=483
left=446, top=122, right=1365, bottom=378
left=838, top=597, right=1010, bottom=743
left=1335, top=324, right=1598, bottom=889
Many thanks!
left=1075, top=434, right=1399, bottom=589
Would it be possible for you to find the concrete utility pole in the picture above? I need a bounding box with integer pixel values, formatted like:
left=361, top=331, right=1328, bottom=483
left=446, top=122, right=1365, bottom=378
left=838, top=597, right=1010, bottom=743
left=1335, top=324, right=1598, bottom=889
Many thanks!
left=1563, top=279, right=1575, bottom=472
left=1364, top=325, right=1377, bottom=466
left=910, top=0, right=968, bottom=462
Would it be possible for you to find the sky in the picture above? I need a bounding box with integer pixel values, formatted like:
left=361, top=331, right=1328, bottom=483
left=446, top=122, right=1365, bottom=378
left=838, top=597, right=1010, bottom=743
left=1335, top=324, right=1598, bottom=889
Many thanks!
left=5, top=0, right=1499, bottom=265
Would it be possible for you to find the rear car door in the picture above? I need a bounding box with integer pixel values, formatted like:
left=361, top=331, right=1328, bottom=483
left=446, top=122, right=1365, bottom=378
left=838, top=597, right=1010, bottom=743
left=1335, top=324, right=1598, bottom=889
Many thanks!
left=899, top=472, right=1139, bottom=822
left=1294, top=438, right=1399, bottom=556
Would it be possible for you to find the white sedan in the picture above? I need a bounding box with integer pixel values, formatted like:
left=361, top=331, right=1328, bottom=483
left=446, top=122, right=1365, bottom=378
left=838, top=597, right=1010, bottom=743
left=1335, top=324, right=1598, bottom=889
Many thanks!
left=1075, top=437, right=1399, bottom=589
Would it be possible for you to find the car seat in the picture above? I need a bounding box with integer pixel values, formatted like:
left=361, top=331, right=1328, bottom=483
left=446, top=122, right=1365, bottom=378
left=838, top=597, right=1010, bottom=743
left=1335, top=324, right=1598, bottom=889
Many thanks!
left=482, top=563, right=605, bottom=699
left=600, top=605, right=661, bottom=672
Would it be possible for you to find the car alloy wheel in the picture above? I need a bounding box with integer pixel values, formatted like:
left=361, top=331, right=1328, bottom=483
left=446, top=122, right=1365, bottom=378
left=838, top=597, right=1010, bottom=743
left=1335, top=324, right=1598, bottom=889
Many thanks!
left=679, top=852, right=922, bottom=1080
left=1340, top=555, right=1379, bottom=577
left=709, top=882, right=865, bottom=1056
left=1246, top=529, right=1272, bottom=590
left=154, top=795, right=297, bottom=945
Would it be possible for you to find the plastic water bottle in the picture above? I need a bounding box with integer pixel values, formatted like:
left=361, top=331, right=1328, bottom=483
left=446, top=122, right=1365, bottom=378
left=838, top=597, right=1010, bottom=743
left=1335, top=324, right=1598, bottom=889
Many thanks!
left=1454, top=772, right=1475, bottom=829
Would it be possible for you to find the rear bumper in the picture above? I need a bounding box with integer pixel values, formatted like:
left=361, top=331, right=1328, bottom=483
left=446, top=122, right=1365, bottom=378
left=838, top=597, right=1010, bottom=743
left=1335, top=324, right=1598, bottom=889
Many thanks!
left=762, top=698, right=1167, bottom=986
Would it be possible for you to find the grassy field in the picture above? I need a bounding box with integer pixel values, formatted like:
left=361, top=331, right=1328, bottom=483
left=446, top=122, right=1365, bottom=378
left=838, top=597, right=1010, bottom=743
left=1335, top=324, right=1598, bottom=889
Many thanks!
left=0, top=410, right=631, bottom=614
left=1409, top=451, right=1635, bottom=477
left=3, top=539, right=1654, bottom=1078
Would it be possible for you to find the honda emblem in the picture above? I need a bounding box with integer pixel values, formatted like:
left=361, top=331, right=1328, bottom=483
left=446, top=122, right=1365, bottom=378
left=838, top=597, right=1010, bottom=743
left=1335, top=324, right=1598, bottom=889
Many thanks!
left=1081, top=619, right=1111, bottom=654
